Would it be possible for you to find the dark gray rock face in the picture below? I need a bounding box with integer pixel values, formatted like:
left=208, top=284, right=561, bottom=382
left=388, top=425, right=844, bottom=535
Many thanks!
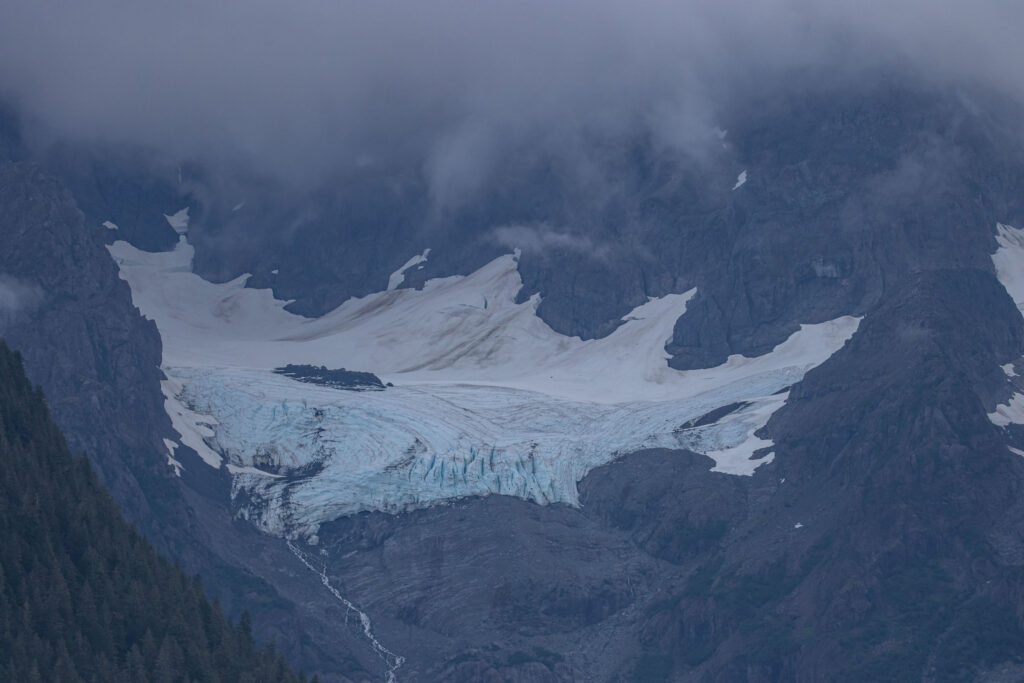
left=274, top=364, right=386, bottom=391
left=0, top=162, right=174, bottom=525
left=635, top=269, right=1024, bottom=681
left=303, top=450, right=744, bottom=682
left=667, top=85, right=1024, bottom=368
left=40, top=143, right=184, bottom=252
left=0, top=102, right=24, bottom=163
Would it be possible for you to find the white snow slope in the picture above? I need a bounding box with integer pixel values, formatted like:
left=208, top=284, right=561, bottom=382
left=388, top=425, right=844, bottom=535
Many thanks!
left=109, top=235, right=860, bottom=539
left=387, top=248, right=431, bottom=291
left=990, top=223, right=1024, bottom=427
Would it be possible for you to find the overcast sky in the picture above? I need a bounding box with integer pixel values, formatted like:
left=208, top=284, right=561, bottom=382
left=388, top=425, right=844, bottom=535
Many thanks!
left=1, top=0, right=1022, bottom=195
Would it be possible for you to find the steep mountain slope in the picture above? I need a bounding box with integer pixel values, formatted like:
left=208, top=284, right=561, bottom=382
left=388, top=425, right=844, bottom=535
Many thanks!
left=267, top=269, right=1024, bottom=681
left=0, top=339, right=305, bottom=682
left=0, top=160, right=407, bottom=681
left=646, top=269, right=1024, bottom=681
left=0, top=162, right=173, bottom=529
left=4, top=77, right=1024, bottom=682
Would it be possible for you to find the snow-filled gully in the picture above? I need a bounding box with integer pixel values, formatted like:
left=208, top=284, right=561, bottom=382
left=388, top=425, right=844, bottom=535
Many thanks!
left=108, top=232, right=861, bottom=540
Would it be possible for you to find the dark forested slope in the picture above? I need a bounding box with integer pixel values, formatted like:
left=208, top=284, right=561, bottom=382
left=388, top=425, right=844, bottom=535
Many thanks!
left=0, top=340, right=304, bottom=683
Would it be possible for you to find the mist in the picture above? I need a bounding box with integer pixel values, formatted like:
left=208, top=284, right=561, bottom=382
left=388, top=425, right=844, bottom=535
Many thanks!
left=1, top=0, right=1023, bottom=198
left=493, top=224, right=611, bottom=261
left=0, top=276, right=43, bottom=327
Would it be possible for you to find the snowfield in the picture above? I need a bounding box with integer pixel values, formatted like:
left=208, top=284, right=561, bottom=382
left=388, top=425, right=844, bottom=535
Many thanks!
left=109, top=234, right=860, bottom=539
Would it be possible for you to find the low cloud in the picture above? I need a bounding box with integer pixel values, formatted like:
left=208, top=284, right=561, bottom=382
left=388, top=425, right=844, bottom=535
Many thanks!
left=0, top=276, right=44, bottom=324
left=493, top=224, right=611, bottom=261
left=1, top=1, right=1023, bottom=200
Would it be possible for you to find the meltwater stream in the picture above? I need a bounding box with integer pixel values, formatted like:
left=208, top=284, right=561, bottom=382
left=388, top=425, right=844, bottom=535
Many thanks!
left=288, top=542, right=405, bottom=682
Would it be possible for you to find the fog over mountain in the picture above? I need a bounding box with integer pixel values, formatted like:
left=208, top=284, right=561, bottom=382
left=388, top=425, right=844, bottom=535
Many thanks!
left=2, top=0, right=1023, bottom=199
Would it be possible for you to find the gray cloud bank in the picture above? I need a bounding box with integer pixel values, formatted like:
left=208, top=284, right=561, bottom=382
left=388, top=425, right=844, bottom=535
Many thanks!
left=1, top=0, right=1022, bottom=195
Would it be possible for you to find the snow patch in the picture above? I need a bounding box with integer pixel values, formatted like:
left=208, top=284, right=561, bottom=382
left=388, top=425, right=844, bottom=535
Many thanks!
left=232, top=201, right=245, bottom=212
left=161, top=375, right=222, bottom=467
left=989, top=393, right=1024, bottom=427
left=732, top=170, right=747, bottom=190
left=994, top=223, right=1024, bottom=316
left=990, top=224, right=1024, bottom=428
left=387, top=248, right=431, bottom=291
left=102, top=220, right=119, bottom=230
left=813, top=260, right=840, bottom=278
left=163, top=207, right=190, bottom=234
left=163, top=438, right=183, bottom=476
left=704, top=394, right=782, bottom=474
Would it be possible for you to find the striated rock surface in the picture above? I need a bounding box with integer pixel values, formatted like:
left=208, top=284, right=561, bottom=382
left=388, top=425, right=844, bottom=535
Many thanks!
left=0, top=162, right=174, bottom=524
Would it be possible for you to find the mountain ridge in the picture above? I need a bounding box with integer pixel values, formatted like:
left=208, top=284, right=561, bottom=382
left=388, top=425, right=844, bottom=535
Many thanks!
left=4, top=76, right=1024, bottom=680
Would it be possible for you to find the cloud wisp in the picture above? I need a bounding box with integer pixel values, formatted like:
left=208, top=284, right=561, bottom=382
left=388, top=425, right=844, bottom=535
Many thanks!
left=0, top=275, right=43, bottom=326
left=493, top=224, right=611, bottom=262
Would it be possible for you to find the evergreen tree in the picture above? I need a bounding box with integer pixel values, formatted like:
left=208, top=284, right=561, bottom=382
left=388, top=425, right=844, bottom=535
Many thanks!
left=0, top=340, right=305, bottom=681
